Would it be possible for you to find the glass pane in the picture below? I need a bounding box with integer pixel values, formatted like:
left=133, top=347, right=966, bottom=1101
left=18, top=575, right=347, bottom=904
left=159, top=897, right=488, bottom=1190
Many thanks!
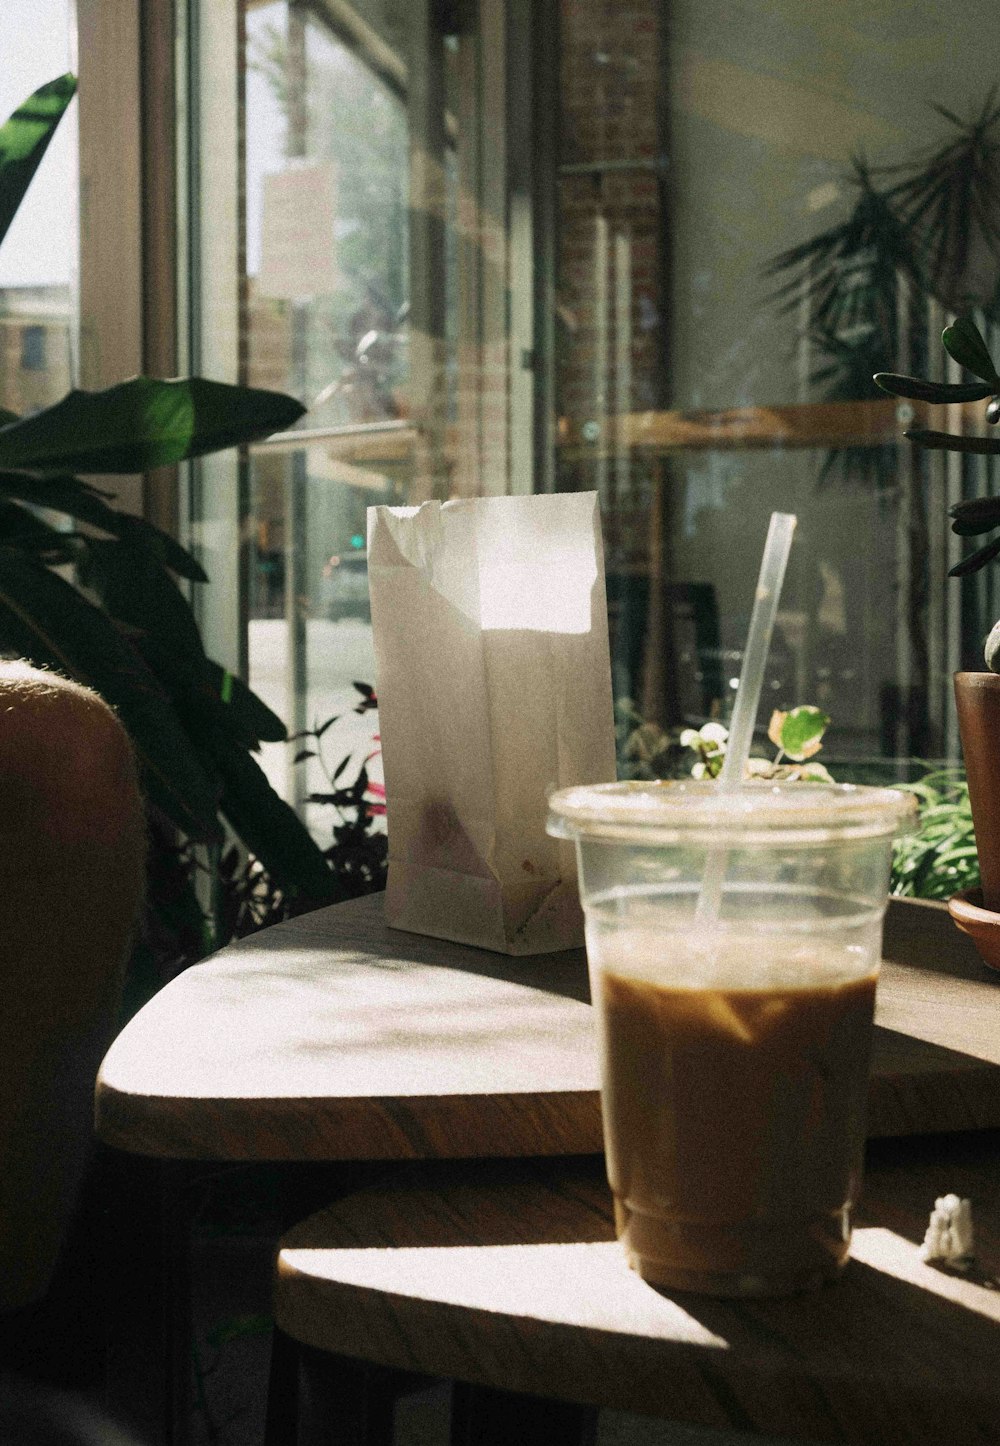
left=242, top=0, right=471, bottom=828
left=0, top=0, right=77, bottom=414
left=555, top=2, right=999, bottom=778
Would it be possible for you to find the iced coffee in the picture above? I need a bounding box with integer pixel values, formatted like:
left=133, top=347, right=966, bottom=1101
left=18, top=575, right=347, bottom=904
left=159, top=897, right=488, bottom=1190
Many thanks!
left=547, top=780, right=914, bottom=1298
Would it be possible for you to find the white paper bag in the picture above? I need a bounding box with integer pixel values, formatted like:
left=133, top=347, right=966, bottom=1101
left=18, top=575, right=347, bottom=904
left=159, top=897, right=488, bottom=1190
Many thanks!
left=367, top=492, right=616, bottom=955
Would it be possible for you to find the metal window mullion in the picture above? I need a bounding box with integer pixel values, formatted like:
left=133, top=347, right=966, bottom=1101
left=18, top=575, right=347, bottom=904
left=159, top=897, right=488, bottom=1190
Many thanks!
left=142, top=0, right=181, bottom=542
left=478, top=0, right=508, bottom=497
left=408, top=0, right=449, bottom=501
left=184, top=0, right=245, bottom=679
left=531, top=0, right=558, bottom=495
left=506, top=0, right=534, bottom=497
left=283, top=1, right=309, bottom=810
left=455, top=6, right=483, bottom=498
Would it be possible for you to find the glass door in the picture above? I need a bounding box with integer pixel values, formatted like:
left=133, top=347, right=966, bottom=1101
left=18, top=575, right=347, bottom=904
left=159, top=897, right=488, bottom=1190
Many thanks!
left=187, top=0, right=540, bottom=829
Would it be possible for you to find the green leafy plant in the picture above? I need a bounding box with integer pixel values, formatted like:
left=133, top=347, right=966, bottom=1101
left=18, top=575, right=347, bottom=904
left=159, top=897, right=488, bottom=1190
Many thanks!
left=0, top=75, right=348, bottom=986
left=681, top=706, right=833, bottom=781
left=230, top=685, right=388, bottom=933
left=890, top=767, right=979, bottom=901
left=616, top=700, right=833, bottom=782
left=765, top=92, right=1000, bottom=706
left=768, top=95, right=1000, bottom=425
left=875, top=315, right=1000, bottom=579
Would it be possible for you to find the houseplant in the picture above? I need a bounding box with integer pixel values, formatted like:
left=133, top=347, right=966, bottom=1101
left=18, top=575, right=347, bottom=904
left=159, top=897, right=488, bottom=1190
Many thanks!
left=875, top=316, right=1000, bottom=958
left=768, top=95, right=1000, bottom=750
left=0, top=73, right=357, bottom=995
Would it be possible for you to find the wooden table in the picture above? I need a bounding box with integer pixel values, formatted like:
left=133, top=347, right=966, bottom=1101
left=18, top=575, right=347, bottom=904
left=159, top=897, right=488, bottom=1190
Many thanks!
left=96, top=892, right=1000, bottom=1163
left=274, top=1134, right=1000, bottom=1445
left=94, top=892, right=1000, bottom=1445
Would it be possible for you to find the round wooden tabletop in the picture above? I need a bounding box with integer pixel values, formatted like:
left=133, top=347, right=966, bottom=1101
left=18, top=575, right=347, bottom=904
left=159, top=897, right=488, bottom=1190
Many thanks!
left=95, top=892, right=1000, bottom=1162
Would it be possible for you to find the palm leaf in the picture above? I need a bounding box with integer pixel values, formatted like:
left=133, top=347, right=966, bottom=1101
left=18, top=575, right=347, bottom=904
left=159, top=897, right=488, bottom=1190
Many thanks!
left=204, top=660, right=287, bottom=746
left=0, top=376, right=305, bottom=475
left=950, top=495, right=1000, bottom=529
left=0, top=547, right=222, bottom=839
left=885, top=103, right=1000, bottom=314
left=941, top=317, right=1000, bottom=383
left=0, top=500, right=74, bottom=558
left=873, top=372, right=995, bottom=403
left=949, top=533, right=1000, bottom=576
left=0, top=470, right=206, bottom=580
left=78, top=538, right=207, bottom=666
left=906, top=428, right=1000, bottom=455
left=0, top=74, right=76, bottom=249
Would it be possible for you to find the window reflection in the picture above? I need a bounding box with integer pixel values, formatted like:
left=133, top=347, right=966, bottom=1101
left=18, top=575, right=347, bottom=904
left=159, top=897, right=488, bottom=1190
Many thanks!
left=237, top=0, right=1000, bottom=833
left=556, top=0, right=1000, bottom=774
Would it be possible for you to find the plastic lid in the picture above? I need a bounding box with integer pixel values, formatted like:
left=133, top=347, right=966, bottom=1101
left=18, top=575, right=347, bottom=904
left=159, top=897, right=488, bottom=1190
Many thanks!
left=547, top=779, right=917, bottom=846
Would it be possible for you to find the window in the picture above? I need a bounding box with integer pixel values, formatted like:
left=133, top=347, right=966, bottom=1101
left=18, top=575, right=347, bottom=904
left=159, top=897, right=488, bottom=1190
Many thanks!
left=184, top=0, right=996, bottom=834
left=187, top=0, right=537, bottom=828
left=0, top=0, right=77, bottom=416
left=554, top=0, right=998, bottom=774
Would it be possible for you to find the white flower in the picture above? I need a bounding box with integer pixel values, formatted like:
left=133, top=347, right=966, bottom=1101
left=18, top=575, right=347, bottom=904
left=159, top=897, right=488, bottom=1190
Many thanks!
left=681, top=722, right=728, bottom=752
left=699, top=722, right=729, bottom=747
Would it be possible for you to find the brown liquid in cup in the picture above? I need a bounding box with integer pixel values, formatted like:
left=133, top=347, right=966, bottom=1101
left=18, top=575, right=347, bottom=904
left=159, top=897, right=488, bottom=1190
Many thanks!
left=597, top=961, right=877, bottom=1296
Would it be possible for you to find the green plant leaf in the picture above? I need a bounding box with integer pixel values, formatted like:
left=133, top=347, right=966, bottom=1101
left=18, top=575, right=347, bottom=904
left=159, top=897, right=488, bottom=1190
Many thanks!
left=0, top=73, right=76, bottom=250
left=941, top=317, right=1000, bottom=384
left=0, top=547, right=222, bottom=840
left=890, top=765, right=978, bottom=901
left=0, top=500, right=74, bottom=558
left=0, top=376, right=306, bottom=475
left=79, top=538, right=207, bottom=665
left=949, top=496, right=1000, bottom=535
left=949, top=533, right=1000, bottom=576
left=73, top=543, right=279, bottom=753
left=113, top=513, right=206, bottom=581
left=935, top=843, right=979, bottom=865
left=951, top=518, right=1000, bottom=538
left=0, top=470, right=206, bottom=580
left=204, top=660, right=287, bottom=745
left=872, top=372, right=995, bottom=403
left=906, top=428, right=1000, bottom=456
left=212, top=740, right=344, bottom=902
left=778, top=705, right=831, bottom=761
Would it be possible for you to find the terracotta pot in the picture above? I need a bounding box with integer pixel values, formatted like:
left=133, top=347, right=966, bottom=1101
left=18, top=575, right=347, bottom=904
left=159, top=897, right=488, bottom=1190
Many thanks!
left=954, top=672, right=1000, bottom=912
left=948, top=888, right=1000, bottom=973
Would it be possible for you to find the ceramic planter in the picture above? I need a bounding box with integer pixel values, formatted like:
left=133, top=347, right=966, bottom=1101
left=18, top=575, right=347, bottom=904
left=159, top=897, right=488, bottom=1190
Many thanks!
left=954, top=672, right=1000, bottom=912
left=950, top=672, right=1000, bottom=971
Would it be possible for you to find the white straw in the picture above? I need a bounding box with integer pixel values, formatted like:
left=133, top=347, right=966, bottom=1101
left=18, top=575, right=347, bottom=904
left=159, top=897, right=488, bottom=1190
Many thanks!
left=696, top=512, right=797, bottom=922
left=719, top=512, right=797, bottom=789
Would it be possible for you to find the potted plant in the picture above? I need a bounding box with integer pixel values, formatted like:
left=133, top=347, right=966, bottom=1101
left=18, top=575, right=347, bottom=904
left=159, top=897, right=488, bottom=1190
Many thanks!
left=875, top=316, right=1000, bottom=964
left=0, top=73, right=367, bottom=1001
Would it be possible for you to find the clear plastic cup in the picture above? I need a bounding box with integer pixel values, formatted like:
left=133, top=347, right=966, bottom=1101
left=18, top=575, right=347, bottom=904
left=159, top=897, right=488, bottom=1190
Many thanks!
left=547, top=779, right=915, bottom=1298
